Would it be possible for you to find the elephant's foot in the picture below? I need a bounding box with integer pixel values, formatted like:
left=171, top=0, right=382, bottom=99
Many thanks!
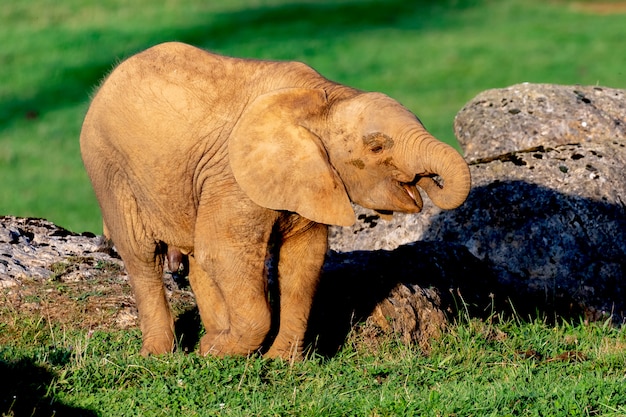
left=264, top=336, right=304, bottom=361
left=139, top=335, right=174, bottom=356
left=199, top=331, right=263, bottom=357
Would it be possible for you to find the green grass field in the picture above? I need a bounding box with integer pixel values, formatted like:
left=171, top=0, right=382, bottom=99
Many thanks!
left=2, top=312, right=626, bottom=416
left=1, top=0, right=625, bottom=233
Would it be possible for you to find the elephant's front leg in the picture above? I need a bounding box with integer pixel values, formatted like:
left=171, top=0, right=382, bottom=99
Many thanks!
left=192, top=198, right=277, bottom=356
left=265, top=221, right=328, bottom=360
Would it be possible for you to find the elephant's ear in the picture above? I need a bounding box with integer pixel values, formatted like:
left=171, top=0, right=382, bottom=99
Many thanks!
left=229, top=88, right=355, bottom=226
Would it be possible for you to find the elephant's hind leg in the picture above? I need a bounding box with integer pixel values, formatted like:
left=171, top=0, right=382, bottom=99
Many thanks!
left=98, top=179, right=174, bottom=355
left=125, top=250, right=175, bottom=356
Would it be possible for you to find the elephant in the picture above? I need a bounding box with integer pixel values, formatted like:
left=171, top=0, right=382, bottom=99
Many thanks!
left=80, top=42, right=470, bottom=360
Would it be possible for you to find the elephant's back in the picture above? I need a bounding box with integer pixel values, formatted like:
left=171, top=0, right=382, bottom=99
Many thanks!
left=79, top=42, right=332, bottom=245
left=82, top=43, right=244, bottom=178
left=81, top=42, right=330, bottom=181
left=80, top=43, right=242, bottom=244
left=84, top=43, right=314, bottom=149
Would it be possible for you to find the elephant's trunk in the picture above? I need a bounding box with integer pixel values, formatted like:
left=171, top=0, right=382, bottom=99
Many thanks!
left=407, top=132, right=471, bottom=210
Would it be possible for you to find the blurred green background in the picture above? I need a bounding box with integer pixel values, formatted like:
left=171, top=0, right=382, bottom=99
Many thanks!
left=1, top=0, right=624, bottom=233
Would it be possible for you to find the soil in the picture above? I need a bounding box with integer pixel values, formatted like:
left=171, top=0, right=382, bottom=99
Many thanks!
left=569, top=1, right=626, bottom=14
left=0, top=258, right=196, bottom=346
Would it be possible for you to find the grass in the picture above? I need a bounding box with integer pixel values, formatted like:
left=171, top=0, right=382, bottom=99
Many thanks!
left=2, top=262, right=626, bottom=416
left=2, top=254, right=625, bottom=415
left=1, top=0, right=625, bottom=233
left=2, top=308, right=626, bottom=416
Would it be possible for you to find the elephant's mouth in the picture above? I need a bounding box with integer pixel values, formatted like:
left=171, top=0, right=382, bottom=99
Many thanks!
left=400, top=178, right=423, bottom=211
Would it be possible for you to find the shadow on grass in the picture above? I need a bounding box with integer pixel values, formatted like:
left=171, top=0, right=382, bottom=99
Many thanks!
left=1, top=0, right=481, bottom=130
left=307, top=242, right=498, bottom=356
left=0, top=356, right=97, bottom=417
left=178, top=0, right=479, bottom=49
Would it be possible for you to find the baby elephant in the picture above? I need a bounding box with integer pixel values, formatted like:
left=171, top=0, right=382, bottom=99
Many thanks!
left=80, top=42, right=470, bottom=359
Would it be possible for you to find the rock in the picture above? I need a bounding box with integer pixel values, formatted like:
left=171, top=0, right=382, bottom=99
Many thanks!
left=454, top=83, right=626, bottom=160
left=0, top=216, right=121, bottom=285
left=0, top=216, right=195, bottom=332
left=328, top=204, right=438, bottom=252
left=367, top=283, right=446, bottom=352
left=430, top=141, right=626, bottom=321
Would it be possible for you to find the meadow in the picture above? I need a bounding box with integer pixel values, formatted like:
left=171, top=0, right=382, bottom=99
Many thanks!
left=1, top=0, right=626, bottom=415
left=1, top=313, right=626, bottom=416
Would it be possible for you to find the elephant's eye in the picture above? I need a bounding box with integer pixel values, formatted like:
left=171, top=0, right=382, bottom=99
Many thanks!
left=363, top=132, right=392, bottom=154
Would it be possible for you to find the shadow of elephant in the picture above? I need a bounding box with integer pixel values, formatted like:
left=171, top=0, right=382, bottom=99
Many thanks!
left=306, top=179, right=626, bottom=355
left=0, top=354, right=97, bottom=417
left=306, top=242, right=497, bottom=356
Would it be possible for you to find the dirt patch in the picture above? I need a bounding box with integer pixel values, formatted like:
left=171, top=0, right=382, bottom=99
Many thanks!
left=569, top=1, right=626, bottom=14
left=0, top=256, right=196, bottom=345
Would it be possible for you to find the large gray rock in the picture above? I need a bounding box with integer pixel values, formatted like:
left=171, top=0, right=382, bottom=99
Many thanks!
left=454, top=83, right=626, bottom=160
left=431, top=141, right=626, bottom=320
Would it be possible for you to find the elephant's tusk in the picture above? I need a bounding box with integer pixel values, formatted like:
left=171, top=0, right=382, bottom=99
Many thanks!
left=402, top=183, right=423, bottom=210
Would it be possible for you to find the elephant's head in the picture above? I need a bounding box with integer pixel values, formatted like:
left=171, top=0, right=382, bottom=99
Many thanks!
left=229, top=88, right=470, bottom=226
